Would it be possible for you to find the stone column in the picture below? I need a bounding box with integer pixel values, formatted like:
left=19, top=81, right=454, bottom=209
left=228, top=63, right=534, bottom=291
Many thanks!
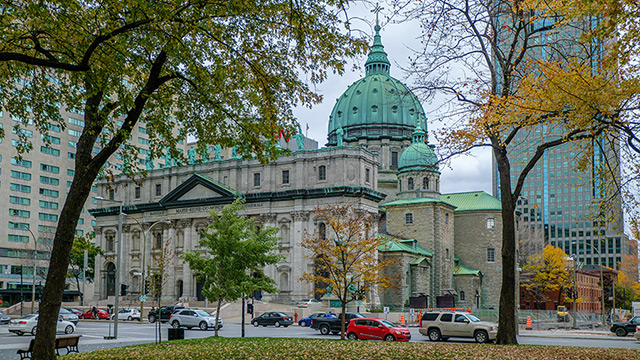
left=182, top=220, right=194, bottom=301
left=166, top=221, right=178, bottom=299
left=93, top=227, right=103, bottom=300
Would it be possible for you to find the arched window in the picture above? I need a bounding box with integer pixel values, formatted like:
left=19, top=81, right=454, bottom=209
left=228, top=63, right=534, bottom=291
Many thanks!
left=460, top=291, right=465, bottom=301
left=352, top=106, right=358, bottom=114
left=319, top=223, right=327, bottom=240
left=371, top=105, right=378, bottom=113
left=106, top=232, right=115, bottom=252
left=408, top=177, right=414, bottom=190
left=153, top=232, right=162, bottom=249
left=132, top=231, right=140, bottom=251
left=280, top=225, right=290, bottom=246
left=318, top=165, right=326, bottom=181
left=279, top=272, right=290, bottom=291
left=423, top=177, right=429, bottom=190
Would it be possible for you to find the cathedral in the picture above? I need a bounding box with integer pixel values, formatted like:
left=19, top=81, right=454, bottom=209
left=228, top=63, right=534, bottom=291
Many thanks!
left=91, top=24, right=505, bottom=310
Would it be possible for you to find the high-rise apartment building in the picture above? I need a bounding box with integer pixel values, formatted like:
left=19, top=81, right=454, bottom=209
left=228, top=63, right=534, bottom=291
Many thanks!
left=0, top=107, right=187, bottom=305
left=492, top=11, right=629, bottom=269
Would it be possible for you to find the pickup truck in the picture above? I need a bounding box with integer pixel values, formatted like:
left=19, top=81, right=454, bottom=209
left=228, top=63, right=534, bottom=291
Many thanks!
left=148, top=305, right=185, bottom=323
left=310, top=312, right=366, bottom=335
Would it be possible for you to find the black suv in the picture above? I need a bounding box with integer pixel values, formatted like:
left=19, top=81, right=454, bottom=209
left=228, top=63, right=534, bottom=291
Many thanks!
left=610, top=316, right=640, bottom=337
left=148, top=305, right=185, bottom=323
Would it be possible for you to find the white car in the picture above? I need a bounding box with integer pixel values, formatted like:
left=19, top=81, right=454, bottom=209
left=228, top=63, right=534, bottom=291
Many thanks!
left=8, top=314, right=76, bottom=336
left=111, top=308, right=141, bottom=321
left=296, top=299, right=320, bottom=308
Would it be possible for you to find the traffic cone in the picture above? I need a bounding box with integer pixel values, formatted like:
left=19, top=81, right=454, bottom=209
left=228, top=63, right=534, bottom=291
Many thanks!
left=400, top=315, right=405, bottom=326
left=526, top=316, right=532, bottom=330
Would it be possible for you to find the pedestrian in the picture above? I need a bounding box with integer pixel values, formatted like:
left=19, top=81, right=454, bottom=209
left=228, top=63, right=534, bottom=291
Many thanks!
left=92, top=306, right=98, bottom=319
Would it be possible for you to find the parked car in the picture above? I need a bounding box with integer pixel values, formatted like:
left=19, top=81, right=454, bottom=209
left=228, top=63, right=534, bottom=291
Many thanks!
left=418, top=310, right=497, bottom=343
left=311, top=312, right=365, bottom=335
left=346, top=318, right=411, bottom=341
left=112, top=308, right=141, bottom=321
left=296, top=299, right=320, bottom=308
left=298, top=312, right=335, bottom=327
left=58, top=308, right=79, bottom=325
left=148, top=305, right=185, bottom=323
left=0, top=312, right=10, bottom=325
left=8, top=314, right=75, bottom=336
left=66, top=308, right=83, bottom=316
left=80, top=308, right=111, bottom=320
left=251, top=312, right=293, bottom=327
left=170, top=309, right=223, bottom=330
left=610, top=316, right=640, bottom=337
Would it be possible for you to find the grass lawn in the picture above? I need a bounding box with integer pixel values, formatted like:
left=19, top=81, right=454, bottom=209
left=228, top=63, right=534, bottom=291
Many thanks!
left=66, top=337, right=637, bottom=360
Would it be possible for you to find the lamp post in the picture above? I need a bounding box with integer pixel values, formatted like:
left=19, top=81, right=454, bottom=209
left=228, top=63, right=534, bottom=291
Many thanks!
left=571, top=240, right=606, bottom=327
left=20, top=225, right=37, bottom=314
left=126, top=216, right=169, bottom=321
left=96, top=196, right=123, bottom=339
left=568, top=255, right=583, bottom=329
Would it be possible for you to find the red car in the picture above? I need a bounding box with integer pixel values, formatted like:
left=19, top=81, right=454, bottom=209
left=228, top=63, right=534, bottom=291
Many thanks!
left=347, top=318, right=411, bottom=341
left=80, top=309, right=111, bottom=320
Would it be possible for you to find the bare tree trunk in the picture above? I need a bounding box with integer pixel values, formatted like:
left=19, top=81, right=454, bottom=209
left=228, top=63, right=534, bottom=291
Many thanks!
left=215, top=299, right=222, bottom=337
left=75, top=275, right=83, bottom=304
left=340, top=295, right=347, bottom=340
left=32, top=170, right=97, bottom=360
left=494, top=145, right=518, bottom=345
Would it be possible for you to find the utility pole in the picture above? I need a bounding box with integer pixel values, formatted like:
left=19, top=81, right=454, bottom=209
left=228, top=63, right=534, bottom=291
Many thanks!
left=82, top=250, right=88, bottom=306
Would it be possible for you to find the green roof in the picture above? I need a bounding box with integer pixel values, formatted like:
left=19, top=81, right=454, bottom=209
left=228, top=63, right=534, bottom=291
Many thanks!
left=380, top=197, right=449, bottom=208
left=379, top=235, right=433, bottom=257
left=409, top=257, right=429, bottom=266
left=454, top=263, right=482, bottom=277
left=398, top=127, right=439, bottom=172
left=442, top=191, right=501, bottom=212
left=327, top=27, right=427, bottom=145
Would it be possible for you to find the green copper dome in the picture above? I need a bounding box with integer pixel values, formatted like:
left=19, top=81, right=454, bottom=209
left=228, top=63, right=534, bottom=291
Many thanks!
left=398, top=127, right=439, bottom=173
left=327, top=26, right=427, bottom=145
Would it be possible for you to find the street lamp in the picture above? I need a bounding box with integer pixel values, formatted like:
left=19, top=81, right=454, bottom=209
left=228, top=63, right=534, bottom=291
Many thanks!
left=570, top=240, right=606, bottom=327
left=95, top=196, right=123, bottom=339
left=568, top=255, right=583, bottom=329
left=19, top=225, right=38, bottom=314
left=126, top=216, right=170, bottom=321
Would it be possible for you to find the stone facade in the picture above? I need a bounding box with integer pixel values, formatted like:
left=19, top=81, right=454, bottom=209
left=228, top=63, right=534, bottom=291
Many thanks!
left=451, top=210, right=504, bottom=309
left=92, top=146, right=384, bottom=303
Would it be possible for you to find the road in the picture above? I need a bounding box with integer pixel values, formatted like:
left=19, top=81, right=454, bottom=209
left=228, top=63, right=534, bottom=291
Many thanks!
left=1, top=320, right=638, bottom=358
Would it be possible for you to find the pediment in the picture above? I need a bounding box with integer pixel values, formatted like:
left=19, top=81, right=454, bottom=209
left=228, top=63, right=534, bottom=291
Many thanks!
left=160, top=174, right=240, bottom=207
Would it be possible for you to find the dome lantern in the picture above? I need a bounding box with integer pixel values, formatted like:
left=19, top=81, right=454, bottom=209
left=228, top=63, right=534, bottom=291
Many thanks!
left=365, top=25, right=390, bottom=76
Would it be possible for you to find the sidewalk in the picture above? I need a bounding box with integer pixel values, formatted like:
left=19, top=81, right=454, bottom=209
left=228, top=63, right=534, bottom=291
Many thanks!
left=519, top=328, right=637, bottom=341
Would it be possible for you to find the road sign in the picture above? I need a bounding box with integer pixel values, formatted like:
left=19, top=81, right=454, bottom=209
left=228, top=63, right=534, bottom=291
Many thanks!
left=383, top=306, right=389, bottom=314
left=140, top=295, right=147, bottom=302
left=409, top=308, right=415, bottom=315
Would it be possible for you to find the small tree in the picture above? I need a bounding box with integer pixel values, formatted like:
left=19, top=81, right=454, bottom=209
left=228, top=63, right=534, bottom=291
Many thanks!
left=301, top=202, right=396, bottom=340
left=182, top=199, right=282, bottom=337
left=67, top=233, right=103, bottom=304
left=522, top=245, right=571, bottom=309
left=146, top=234, right=174, bottom=344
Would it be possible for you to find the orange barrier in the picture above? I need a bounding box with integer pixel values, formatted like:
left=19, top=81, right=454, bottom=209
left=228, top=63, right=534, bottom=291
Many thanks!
left=526, top=316, right=532, bottom=330
left=400, top=315, right=405, bottom=326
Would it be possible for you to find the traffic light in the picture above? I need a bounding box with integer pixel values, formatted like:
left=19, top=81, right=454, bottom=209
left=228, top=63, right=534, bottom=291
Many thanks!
left=120, top=284, right=129, bottom=296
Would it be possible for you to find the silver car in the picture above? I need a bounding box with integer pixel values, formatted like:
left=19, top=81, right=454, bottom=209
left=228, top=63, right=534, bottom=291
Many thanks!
left=170, top=309, right=223, bottom=331
left=8, top=314, right=75, bottom=336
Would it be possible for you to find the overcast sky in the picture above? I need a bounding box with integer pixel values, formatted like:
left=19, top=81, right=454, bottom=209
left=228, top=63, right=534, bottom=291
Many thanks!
left=292, top=4, right=494, bottom=196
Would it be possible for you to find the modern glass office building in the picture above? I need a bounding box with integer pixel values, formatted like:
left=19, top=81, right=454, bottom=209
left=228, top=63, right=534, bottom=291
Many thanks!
left=491, top=10, right=630, bottom=269
left=0, top=107, right=187, bottom=305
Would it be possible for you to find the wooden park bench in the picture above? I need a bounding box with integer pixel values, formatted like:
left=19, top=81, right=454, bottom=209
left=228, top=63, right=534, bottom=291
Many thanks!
left=17, top=334, right=81, bottom=359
